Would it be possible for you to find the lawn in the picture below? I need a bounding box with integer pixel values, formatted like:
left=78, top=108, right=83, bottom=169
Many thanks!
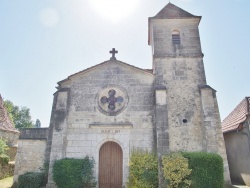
left=0, top=176, right=13, bottom=188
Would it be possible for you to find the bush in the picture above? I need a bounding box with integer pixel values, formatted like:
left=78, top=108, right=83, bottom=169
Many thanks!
left=162, top=153, right=192, bottom=188
left=17, top=172, right=45, bottom=188
left=182, top=152, right=224, bottom=188
left=0, top=154, right=10, bottom=165
left=0, top=139, right=12, bottom=180
left=127, top=150, right=158, bottom=188
left=0, top=161, right=14, bottom=179
left=52, top=156, right=96, bottom=188
left=39, top=161, right=49, bottom=186
left=0, top=138, right=9, bottom=156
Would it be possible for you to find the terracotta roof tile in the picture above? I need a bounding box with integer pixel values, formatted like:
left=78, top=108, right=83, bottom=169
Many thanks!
left=222, top=97, right=250, bottom=133
left=0, top=95, right=19, bottom=133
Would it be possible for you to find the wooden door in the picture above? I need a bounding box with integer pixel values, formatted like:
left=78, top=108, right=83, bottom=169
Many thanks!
left=99, top=141, right=123, bottom=188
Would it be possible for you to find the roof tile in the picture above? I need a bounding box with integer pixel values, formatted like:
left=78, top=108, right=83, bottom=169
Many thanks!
left=222, top=97, right=250, bottom=133
left=0, top=95, right=20, bottom=133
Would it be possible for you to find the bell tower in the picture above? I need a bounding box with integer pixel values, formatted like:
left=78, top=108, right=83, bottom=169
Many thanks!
left=149, top=1, right=207, bottom=155
left=149, top=3, right=231, bottom=186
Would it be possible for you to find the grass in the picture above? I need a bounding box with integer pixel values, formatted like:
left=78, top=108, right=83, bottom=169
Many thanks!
left=0, top=176, right=13, bottom=188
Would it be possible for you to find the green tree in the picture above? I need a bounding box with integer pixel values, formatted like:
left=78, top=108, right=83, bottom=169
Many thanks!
left=35, top=119, right=41, bottom=128
left=4, top=100, right=35, bottom=129
left=0, top=138, right=10, bottom=164
left=0, top=138, right=8, bottom=156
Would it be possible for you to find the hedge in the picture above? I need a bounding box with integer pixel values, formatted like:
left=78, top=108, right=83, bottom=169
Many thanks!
left=127, top=150, right=158, bottom=188
left=17, top=172, right=45, bottom=188
left=52, top=156, right=96, bottom=188
left=182, top=152, right=224, bottom=188
left=162, top=153, right=192, bottom=188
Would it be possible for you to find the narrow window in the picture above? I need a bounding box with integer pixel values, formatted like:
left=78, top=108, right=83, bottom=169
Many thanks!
left=172, top=30, right=180, bottom=45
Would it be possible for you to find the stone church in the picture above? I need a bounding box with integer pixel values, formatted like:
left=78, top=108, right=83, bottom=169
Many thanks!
left=14, top=3, right=231, bottom=187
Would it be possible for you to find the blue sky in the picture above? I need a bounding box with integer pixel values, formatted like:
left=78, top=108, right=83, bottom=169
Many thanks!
left=0, top=0, right=249, bottom=127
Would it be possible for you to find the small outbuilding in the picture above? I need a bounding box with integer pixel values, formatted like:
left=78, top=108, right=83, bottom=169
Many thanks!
left=222, top=97, right=250, bottom=186
left=0, top=94, right=19, bottom=149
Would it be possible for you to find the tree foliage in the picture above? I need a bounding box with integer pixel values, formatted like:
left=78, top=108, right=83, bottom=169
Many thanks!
left=127, top=150, right=158, bottom=188
left=4, top=100, right=35, bottom=129
left=18, top=172, right=45, bottom=188
left=52, top=157, right=96, bottom=188
left=35, top=119, right=41, bottom=128
left=0, top=138, right=10, bottom=165
left=182, top=152, right=224, bottom=188
left=162, top=153, right=192, bottom=188
left=0, top=138, right=8, bottom=156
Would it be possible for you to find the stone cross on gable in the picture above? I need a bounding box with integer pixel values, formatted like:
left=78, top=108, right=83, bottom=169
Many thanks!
left=110, top=48, right=118, bottom=60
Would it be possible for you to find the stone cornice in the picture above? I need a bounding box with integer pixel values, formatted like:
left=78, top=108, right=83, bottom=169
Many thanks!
left=153, top=53, right=204, bottom=58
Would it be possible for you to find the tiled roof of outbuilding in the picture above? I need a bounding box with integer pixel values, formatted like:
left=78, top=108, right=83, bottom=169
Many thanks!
left=0, top=95, right=19, bottom=133
left=222, top=97, right=250, bottom=133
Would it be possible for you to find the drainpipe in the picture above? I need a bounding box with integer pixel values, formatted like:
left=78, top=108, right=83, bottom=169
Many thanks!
left=245, top=116, right=250, bottom=153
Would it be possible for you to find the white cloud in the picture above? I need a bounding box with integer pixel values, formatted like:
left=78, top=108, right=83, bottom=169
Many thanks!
left=39, top=7, right=59, bottom=27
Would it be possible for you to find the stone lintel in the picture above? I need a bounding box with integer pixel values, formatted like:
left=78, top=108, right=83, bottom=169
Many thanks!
left=154, top=85, right=167, bottom=91
left=89, top=123, right=133, bottom=129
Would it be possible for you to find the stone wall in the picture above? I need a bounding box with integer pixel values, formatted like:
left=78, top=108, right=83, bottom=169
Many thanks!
left=6, top=147, right=17, bottom=161
left=13, top=139, right=47, bottom=183
left=0, top=130, right=19, bottom=146
left=19, top=128, right=49, bottom=140
left=200, top=86, right=231, bottom=185
left=149, top=19, right=203, bottom=58
left=224, top=124, right=250, bottom=186
left=152, top=56, right=207, bottom=153
left=13, top=128, right=48, bottom=183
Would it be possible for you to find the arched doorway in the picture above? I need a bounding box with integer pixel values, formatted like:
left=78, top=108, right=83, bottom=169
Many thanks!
left=99, top=141, right=123, bottom=188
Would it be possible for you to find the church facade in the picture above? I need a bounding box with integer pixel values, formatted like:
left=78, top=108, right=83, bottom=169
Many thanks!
left=14, top=3, right=231, bottom=187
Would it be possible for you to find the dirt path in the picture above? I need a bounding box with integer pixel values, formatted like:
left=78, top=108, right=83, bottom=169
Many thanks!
left=0, top=176, right=13, bottom=188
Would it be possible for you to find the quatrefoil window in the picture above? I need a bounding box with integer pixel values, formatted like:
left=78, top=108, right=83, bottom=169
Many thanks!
left=100, top=89, right=124, bottom=111
left=97, top=87, right=128, bottom=116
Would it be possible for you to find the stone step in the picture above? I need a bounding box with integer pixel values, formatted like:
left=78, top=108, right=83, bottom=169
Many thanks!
left=232, top=185, right=250, bottom=188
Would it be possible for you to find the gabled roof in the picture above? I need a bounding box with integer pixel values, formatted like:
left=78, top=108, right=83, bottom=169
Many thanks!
left=0, top=95, right=19, bottom=133
left=222, top=97, right=250, bottom=133
left=57, top=59, right=153, bottom=86
left=151, top=3, right=201, bottom=19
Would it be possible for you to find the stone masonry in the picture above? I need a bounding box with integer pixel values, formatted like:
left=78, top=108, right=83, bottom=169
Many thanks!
left=13, top=128, right=49, bottom=183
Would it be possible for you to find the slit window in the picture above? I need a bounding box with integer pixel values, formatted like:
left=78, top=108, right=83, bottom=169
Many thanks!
left=172, top=30, right=180, bottom=45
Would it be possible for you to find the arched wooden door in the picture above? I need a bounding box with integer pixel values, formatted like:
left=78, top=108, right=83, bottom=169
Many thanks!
left=99, top=141, right=123, bottom=188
